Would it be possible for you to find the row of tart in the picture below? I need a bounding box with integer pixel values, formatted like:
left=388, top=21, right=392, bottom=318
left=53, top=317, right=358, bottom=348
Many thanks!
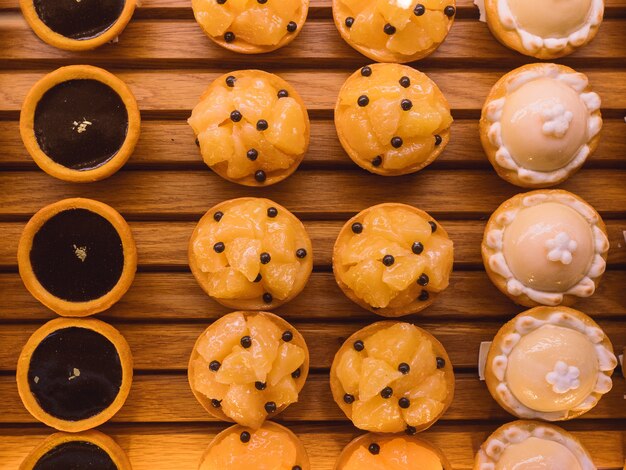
left=21, top=0, right=605, bottom=62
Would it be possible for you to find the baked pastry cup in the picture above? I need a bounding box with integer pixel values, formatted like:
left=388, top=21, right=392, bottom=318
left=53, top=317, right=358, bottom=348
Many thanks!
left=335, top=433, right=451, bottom=470
left=16, top=318, right=133, bottom=432
left=199, top=422, right=309, bottom=470
left=482, top=190, right=609, bottom=307
left=188, top=311, right=309, bottom=429
left=333, top=203, right=453, bottom=317
left=192, top=0, right=308, bottom=54
left=474, top=420, right=596, bottom=469
left=485, top=307, right=617, bottom=421
left=333, top=0, right=456, bottom=63
left=189, top=198, right=313, bottom=309
left=189, top=70, right=310, bottom=187
left=484, top=0, right=604, bottom=59
left=20, top=65, right=140, bottom=182
left=330, top=321, right=454, bottom=434
left=480, top=63, right=602, bottom=188
left=19, top=430, right=131, bottom=470
left=18, top=198, right=137, bottom=317
left=20, top=0, right=136, bottom=51
left=335, top=64, right=452, bottom=176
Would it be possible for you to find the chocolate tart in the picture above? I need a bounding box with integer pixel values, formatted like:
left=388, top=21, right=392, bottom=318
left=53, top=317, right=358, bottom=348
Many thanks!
left=189, top=198, right=313, bottom=310
left=16, top=318, right=133, bottom=432
left=330, top=321, right=454, bottom=434
left=20, top=65, right=140, bottom=182
left=18, top=198, right=137, bottom=317
left=188, top=70, right=310, bottom=187
left=484, top=307, right=616, bottom=421
left=335, top=433, right=451, bottom=470
left=20, top=0, right=136, bottom=51
left=20, top=430, right=131, bottom=470
left=335, top=64, right=452, bottom=176
left=189, top=311, right=309, bottom=429
left=192, top=0, right=309, bottom=54
left=333, top=203, right=453, bottom=317
left=474, top=420, right=596, bottom=469
left=199, top=422, right=310, bottom=470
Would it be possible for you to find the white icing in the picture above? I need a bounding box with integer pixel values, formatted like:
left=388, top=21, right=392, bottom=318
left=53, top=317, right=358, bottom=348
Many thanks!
left=546, top=361, right=581, bottom=394
left=541, top=103, right=573, bottom=138
left=546, top=232, right=578, bottom=265
left=395, top=0, right=412, bottom=8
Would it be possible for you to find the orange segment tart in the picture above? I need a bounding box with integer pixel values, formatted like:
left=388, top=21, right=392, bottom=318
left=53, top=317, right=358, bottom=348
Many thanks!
left=330, top=322, right=454, bottom=434
left=335, top=433, right=451, bottom=470
left=333, top=0, right=456, bottom=63
left=189, top=198, right=313, bottom=309
left=335, top=64, right=452, bottom=176
left=333, top=203, right=453, bottom=317
left=189, top=311, right=310, bottom=429
left=189, top=70, right=310, bottom=186
left=192, top=0, right=309, bottom=53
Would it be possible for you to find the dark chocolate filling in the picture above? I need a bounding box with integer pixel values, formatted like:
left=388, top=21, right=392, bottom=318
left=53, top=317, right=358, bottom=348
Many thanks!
left=33, top=441, right=117, bottom=470
left=34, top=79, right=128, bottom=171
left=33, top=0, right=126, bottom=40
left=30, top=208, right=124, bottom=302
left=28, top=327, right=123, bottom=422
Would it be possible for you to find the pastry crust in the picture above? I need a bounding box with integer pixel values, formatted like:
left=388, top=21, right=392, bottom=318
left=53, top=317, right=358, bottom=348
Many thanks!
left=335, top=64, right=452, bottom=176
left=16, top=317, right=133, bottom=432
left=333, top=203, right=453, bottom=317
left=20, top=65, right=141, bottom=183
left=485, top=307, right=616, bottom=421
left=474, top=420, right=596, bottom=469
left=484, top=0, right=604, bottom=59
left=188, top=311, right=310, bottom=425
left=20, top=0, right=136, bottom=51
left=482, top=190, right=608, bottom=307
left=189, top=198, right=313, bottom=310
left=19, top=430, right=131, bottom=470
left=335, top=432, right=451, bottom=470
left=479, top=63, right=602, bottom=188
left=18, top=198, right=137, bottom=317
left=330, top=321, right=455, bottom=433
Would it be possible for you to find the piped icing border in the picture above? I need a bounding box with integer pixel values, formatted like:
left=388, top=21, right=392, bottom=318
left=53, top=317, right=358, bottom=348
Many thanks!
left=496, top=0, right=604, bottom=55
left=485, top=191, right=609, bottom=305
left=484, top=64, right=602, bottom=186
left=489, top=310, right=617, bottom=421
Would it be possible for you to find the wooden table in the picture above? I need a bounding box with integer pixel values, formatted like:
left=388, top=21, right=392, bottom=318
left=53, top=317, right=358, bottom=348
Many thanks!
left=0, top=1, right=625, bottom=468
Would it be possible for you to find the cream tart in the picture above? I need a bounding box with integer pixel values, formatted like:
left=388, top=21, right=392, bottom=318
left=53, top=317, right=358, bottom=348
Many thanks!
left=20, top=430, right=131, bottom=470
left=189, top=70, right=309, bottom=187
left=484, top=0, right=604, bottom=59
left=482, top=190, right=609, bottom=307
left=189, top=198, right=313, bottom=309
left=480, top=63, right=602, bottom=188
left=330, top=322, right=454, bottom=434
left=16, top=318, right=133, bottom=432
left=199, top=422, right=309, bottom=470
left=18, top=198, right=137, bottom=317
left=485, top=307, right=617, bottom=421
left=474, top=420, right=596, bottom=469
left=20, top=0, right=136, bottom=51
left=333, top=0, right=456, bottom=63
left=335, top=64, right=453, bottom=176
left=20, top=65, right=140, bottom=183
left=335, top=433, right=451, bottom=470
left=192, top=0, right=308, bottom=54
left=189, top=311, right=309, bottom=429
left=333, top=203, right=453, bottom=317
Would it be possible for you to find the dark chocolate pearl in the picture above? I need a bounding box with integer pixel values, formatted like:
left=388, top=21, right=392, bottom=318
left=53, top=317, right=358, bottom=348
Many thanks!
left=412, top=241, right=424, bottom=254
left=391, top=136, right=403, bottom=148
left=398, top=397, right=410, bottom=409
left=263, top=293, right=273, bottom=304
left=435, top=134, right=443, bottom=146
left=224, top=32, right=235, bottom=42
left=418, top=273, right=429, bottom=286
left=260, top=252, right=271, bottom=264
left=293, top=466, right=302, bottom=470
left=296, top=248, right=307, bottom=259
left=241, top=336, right=252, bottom=348
left=257, top=0, right=267, bottom=3
left=382, top=255, right=395, bottom=266
left=255, top=381, right=267, bottom=390
left=277, top=89, right=289, bottom=98
left=400, top=76, right=411, bottom=88
left=267, top=207, right=278, bottom=218
left=213, top=242, right=225, bottom=253
left=213, top=211, right=224, bottom=222
left=195, top=137, right=199, bottom=147
left=361, top=66, right=372, bottom=77
left=282, top=330, right=293, bottom=342
left=357, top=95, right=369, bottom=107
left=209, top=360, right=221, bottom=371
left=351, top=222, right=363, bottom=234
left=264, top=401, right=277, bottom=413
left=380, top=386, right=393, bottom=399
left=372, top=156, right=382, bottom=167
left=437, top=357, right=446, bottom=369
left=254, top=273, right=262, bottom=283
left=287, top=21, right=298, bottom=33
left=414, top=3, right=425, bottom=15
left=345, top=17, right=354, bottom=28
left=406, top=426, right=417, bottom=435
left=401, top=99, right=413, bottom=111
left=230, top=110, right=242, bottom=122
left=240, top=431, right=251, bottom=443
left=353, top=340, right=364, bottom=351
left=257, top=119, right=269, bottom=131
left=444, top=5, right=456, bottom=17
left=343, top=393, right=355, bottom=404
left=291, top=368, right=301, bottom=379
left=217, top=0, right=226, bottom=4
left=368, top=443, right=380, bottom=455
left=398, top=362, right=410, bottom=374
left=225, top=76, right=236, bottom=87
left=247, top=149, right=258, bottom=161
left=419, top=290, right=430, bottom=301
left=383, top=23, right=396, bottom=35
left=211, top=398, right=222, bottom=408
left=429, top=221, right=438, bottom=232
left=255, top=170, right=267, bottom=183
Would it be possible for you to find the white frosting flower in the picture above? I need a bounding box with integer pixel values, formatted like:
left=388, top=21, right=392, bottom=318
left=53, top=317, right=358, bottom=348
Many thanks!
left=542, top=103, right=573, bottom=138
left=546, top=361, right=580, bottom=394
left=546, top=231, right=577, bottom=265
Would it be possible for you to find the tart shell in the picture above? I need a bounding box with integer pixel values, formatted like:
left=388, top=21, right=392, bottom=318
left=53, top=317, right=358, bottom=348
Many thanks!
left=20, top=65, right=141, bottom=183
left=18, top=198, right=137, bottom=317
left=16, top=317, right=133, bottom=432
